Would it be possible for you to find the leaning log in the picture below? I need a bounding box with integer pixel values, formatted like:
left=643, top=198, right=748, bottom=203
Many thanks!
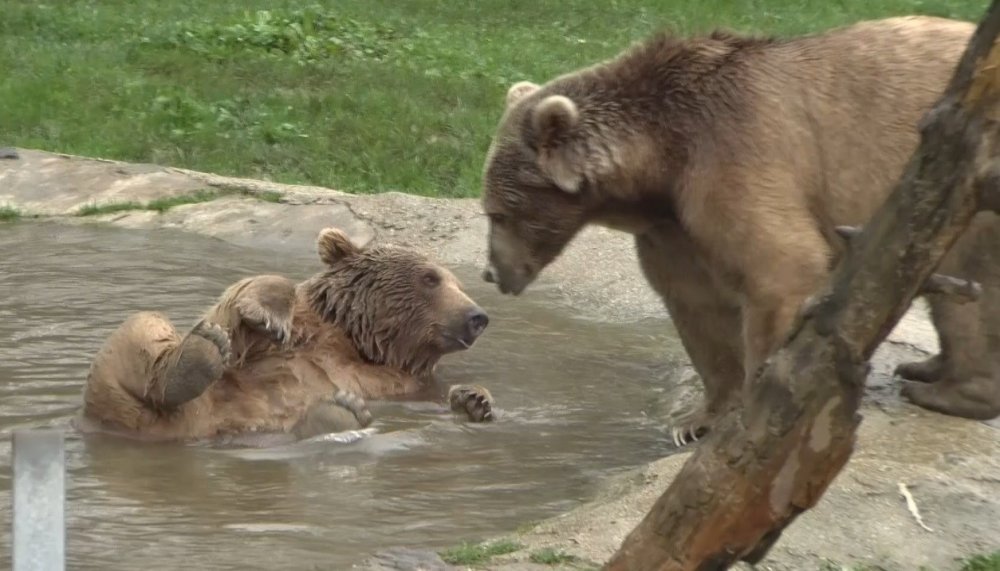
left=604, top=4, right=1000, bottom=570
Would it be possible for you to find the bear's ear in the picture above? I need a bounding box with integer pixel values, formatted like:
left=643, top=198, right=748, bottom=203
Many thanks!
left=317, top=228, right=360, bottom=266
left=532, top=95, right=584, bottom=194
left=505, top=81, right=540, bottom=108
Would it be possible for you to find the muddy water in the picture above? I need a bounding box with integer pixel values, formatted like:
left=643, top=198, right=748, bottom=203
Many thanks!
left=0, top=221, right=688, bottom=570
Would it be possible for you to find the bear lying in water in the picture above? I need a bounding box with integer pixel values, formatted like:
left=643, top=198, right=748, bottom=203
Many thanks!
left=77, top=227, right=494, bottom=444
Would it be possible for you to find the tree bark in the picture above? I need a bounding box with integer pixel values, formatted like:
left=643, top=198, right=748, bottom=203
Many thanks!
left=834, top=225, right=982, bottom=303
left=603, top=5, right=1000, bottom=570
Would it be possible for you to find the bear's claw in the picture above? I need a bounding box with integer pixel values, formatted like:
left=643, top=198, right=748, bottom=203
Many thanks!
left=671, top=424, right=707, bottom=447
left=667, top=406, right=713, bottom=448
left=191, top=320, right=232, bottom=365
left=257, top=316, right=293, bottom=347
left=448, top=385, right=495, bottom=423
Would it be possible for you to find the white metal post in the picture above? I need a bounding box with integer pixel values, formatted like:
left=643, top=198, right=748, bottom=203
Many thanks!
left=12, top=430, right=65, bottom=571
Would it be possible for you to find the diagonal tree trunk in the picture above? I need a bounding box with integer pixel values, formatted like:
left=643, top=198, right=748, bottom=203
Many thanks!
left=603, top=4, right=1000, bottom=570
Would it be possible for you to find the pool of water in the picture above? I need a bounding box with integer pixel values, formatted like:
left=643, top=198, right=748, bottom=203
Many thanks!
left=0, top=221, right=688, bottom=570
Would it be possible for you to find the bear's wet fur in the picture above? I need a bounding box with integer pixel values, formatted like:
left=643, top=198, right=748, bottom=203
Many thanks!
left=479, top=16, right=1000, bottom=443
left=79, top=228, right=494, bottom=443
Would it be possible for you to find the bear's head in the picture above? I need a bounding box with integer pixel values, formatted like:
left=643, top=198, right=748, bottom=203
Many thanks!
left=302, top=228, right=489, bottom=377
left=479, top=78, right=665, bottom=296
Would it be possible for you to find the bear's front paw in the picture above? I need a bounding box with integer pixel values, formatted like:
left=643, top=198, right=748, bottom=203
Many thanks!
left=667, top=405, right=715, bottom=448
left=191, top=320, right=232, bottom=365
left=332, top=389, right=373, bottom=428
left=447, top=385, right=495, bottom=423
left=293, top=390, right=374, bottom=440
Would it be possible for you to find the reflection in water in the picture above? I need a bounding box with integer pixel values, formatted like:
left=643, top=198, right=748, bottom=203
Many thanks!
left=0, top=222, right=687, bottom=570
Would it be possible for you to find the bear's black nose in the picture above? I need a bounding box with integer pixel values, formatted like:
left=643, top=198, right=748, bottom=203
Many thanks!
left=465, top=308, right=490, bottom=338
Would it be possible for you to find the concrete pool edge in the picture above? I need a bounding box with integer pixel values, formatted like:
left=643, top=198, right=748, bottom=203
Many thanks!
left=2, top=148, right=998, bottom=571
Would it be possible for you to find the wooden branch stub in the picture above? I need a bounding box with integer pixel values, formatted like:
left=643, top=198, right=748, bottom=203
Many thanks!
left=923, top=273, right=982, bottom=303
left=976, top=162, right=1000, bottom=213
left=835, top=225, right=982, bottom=303
left=834, top=225, right=863, bottom=241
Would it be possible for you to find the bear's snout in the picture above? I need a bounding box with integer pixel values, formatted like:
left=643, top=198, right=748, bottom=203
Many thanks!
left=465, top=307, right=490, bottom=340
left=441, top=306, right=489, bottom=351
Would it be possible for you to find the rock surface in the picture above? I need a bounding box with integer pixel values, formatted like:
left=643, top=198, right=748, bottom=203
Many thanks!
left=2, top=148, right=998, bottom=570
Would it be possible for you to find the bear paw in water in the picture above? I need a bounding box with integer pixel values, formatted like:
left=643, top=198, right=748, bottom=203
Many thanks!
left=332, top=389, right=374, bottom=428
left=447, top=385, right=495, bottom=422
left=292, top=389, right=374, bottom=440
left=190, top=320, right=233, bottom=366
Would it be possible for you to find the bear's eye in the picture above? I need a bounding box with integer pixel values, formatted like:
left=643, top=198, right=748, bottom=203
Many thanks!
left=422, top=271, right=441, bottom=288
left=488, top=213, right=507, bottom=226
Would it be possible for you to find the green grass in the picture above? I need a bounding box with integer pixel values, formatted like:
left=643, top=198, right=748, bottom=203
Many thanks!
left=0, top=205, right=22, bottom=222
left=76, top=190, right=218, bottom=216
left=515, top=520, right=541, bottom=534
left=257, top=190, right=284, bottom=203
left=146, top=189, right=221, bottom=212
left=815, top=551, right=1000, bottom=571
left=76, top=201, right=147, bottom=217
left=0, top=1, right=988, bottom=198
left=529, top=548, right=580, bottom=566
left=960, top=551, right=1000, bottom=571
left=438, top=539, right=522, bottom=566
left=73, top=188, right=274, bottom=216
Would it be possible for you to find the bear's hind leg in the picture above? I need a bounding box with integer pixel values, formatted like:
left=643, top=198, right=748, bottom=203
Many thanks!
left=84, top=311, right=184, bottom=427
left=902, top=376, right=1000, bottom=420
left=153, top=320, right=232, bottom=409
left=901, top=215, right=1000, bottom=421
left=896, top=285, right=961, bottom=384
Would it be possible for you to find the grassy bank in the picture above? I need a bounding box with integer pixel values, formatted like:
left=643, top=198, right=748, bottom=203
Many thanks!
left=0, top=1, right=985, bottom=197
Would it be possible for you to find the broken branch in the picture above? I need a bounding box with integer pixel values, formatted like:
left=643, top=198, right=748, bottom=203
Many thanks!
left=898, top=482, right=934, bottom=532
left=836, top=225, right=981, bottom=303
left=922, top=274, right=982, bottom=302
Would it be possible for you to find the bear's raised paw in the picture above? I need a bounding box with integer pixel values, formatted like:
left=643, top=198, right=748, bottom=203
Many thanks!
left=447, top=385, right=495, bottom=423
left=190, top=320, right=232, bottom=366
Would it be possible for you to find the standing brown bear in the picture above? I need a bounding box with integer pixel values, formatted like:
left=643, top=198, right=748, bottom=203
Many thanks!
left=78, top=227, right=495, bottom=444
left=480, top=16, right=1000, bottom=445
